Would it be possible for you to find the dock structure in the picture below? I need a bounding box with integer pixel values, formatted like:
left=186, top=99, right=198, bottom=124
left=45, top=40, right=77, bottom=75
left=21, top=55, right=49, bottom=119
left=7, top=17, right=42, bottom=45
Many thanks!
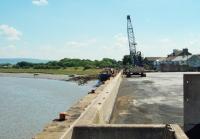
left=35, top=72, right=122, bottom=139
left=184, top=74, right=200, bottom=139
left=34, top=72, right=195, bottom=139
left=72, top=124, right=187, bottom=139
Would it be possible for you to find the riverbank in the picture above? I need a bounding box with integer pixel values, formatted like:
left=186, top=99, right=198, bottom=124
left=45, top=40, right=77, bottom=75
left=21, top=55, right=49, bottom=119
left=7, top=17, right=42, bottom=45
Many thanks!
left=0, top=72, right=99, bottom=85
left=0, top=67, right=102, bottom=75
left=0, top=73, right=70, bottom=81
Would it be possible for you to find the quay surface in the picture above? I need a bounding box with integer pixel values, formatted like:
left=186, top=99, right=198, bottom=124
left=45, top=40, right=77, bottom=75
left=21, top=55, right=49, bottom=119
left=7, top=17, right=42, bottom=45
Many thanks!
left=110, top=72, right=186, bottom=125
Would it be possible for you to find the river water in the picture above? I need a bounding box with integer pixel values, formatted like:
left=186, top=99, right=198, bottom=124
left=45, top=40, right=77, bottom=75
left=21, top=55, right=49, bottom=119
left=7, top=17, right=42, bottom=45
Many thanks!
left=0, top=76, right=96, bottom=139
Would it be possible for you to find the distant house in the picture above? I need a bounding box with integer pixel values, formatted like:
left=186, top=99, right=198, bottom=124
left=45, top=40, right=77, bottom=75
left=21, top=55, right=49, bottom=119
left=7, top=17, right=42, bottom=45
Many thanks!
left=188, top=55, right=200, bottom=69
left=171, top=55, right=200, bottom=68
left=145, top=57, right=162, bottom=62
left=157, top=48, right=200, bottom=71
left=153, top=57, right=167, bottom=70
left=165, top=56, right=176, bottom=64
left=172, top=55, right=192, bottom=65
left=167, top=48, right=192, bottom=57
left=144, top=57, right=166, bottom=70
left=152, top=49, right=192, bottom=70
left=144, top=48, right=200, bottom=71
left=159, top=48, right=195, bottom=71
left=160, top=54, right=200, bottom=72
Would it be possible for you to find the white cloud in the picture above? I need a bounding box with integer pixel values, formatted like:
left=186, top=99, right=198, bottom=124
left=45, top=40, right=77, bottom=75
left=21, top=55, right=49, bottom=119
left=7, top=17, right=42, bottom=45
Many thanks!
left=32, top=0, right=48, bottom=6
left=0, top=24, right=22, bottom=41
left=0, top=34, right=129, bottom=60
left=114, top=33, right=128, bottom=47
left=66, top=39, right=97, bottom=47
left=159, top=38, right=172, bottom=43
left=7, top=44, right=17, bottom=48
left=188, top=39, right=198, bottom=45
left=187, top=34, right=200, bottom=46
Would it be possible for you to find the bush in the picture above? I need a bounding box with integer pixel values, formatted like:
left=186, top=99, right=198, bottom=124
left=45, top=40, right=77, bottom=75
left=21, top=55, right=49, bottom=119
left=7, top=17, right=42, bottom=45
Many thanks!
left=83, top=64, right=93, bottom=70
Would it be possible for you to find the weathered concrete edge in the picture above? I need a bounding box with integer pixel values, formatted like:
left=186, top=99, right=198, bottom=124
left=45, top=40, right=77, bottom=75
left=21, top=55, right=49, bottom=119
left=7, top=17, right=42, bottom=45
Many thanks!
left=171, top=124, right=188, bottom=139
left=59, top=71, right=122, bottom=139
left=72, top=124, right=188, bottom=139
left=73, top=124, right=166, bottom=128
left=184, top=74, right=200, bottom=132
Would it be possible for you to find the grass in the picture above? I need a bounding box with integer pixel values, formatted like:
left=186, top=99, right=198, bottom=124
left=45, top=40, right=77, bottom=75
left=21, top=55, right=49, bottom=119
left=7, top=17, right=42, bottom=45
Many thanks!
left=0, top=67, right=102, bottom=76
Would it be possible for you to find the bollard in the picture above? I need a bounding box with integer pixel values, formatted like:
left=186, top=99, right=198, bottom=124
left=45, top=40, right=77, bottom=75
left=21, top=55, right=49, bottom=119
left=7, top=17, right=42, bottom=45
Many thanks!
left=88, top=89, right=95, bottom=94
left=59, top=112, right=67, bottom=121
left=91, top=89, right=95, bottom=93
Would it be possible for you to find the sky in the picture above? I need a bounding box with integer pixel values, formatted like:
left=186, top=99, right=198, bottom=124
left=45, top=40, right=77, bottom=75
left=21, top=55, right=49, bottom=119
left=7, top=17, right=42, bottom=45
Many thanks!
left=0, top=0, right=200, bottom=60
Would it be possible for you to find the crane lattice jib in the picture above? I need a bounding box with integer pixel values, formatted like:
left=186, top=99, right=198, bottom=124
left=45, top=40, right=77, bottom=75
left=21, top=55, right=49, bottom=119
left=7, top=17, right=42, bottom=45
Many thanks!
left=127, top=15, right=137, bottom=66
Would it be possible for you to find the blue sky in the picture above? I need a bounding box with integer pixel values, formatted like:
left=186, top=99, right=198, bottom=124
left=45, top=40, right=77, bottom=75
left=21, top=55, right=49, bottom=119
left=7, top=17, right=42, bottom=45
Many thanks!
left=0, top=0, right=200, bottom=60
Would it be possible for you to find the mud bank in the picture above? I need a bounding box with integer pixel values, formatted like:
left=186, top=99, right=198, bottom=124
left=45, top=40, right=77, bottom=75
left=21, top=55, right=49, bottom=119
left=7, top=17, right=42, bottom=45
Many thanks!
left=0, top=73, right=70, bottom=81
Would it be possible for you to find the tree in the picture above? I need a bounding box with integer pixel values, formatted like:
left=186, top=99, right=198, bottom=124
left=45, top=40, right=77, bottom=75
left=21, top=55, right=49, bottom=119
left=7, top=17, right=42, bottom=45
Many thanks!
left=16, top=61, right=33, bottom=68
left=122, top=55, right=132, bottom=65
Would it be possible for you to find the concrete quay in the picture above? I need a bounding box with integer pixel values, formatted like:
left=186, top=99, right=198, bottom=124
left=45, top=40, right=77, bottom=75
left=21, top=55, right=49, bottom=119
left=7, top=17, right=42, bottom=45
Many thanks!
left=34, top=72, right=192, bottom=139
left=72, top=124, right=187, bottom=139
left=110, top=72, right=185, bottom=125
left=184, top=74, right=200, bottom=139
left=34, top=71, right=122, bottom=139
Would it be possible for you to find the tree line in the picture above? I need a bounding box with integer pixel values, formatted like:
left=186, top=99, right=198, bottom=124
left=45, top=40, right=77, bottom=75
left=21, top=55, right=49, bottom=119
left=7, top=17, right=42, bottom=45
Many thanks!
left=3, top=58, right=123, bottom=69
left=0, top=56, right=153, bottom=70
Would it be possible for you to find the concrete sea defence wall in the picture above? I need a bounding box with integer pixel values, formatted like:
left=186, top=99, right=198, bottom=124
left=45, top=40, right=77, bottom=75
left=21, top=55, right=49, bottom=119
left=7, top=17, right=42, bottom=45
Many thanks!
left=184, top=74, right=200, bottom=138
left=60, top=71, right=122, bottom=139
left=34, top=71, right=122, bottom=139
left=71, top=124, right=188, bottom=139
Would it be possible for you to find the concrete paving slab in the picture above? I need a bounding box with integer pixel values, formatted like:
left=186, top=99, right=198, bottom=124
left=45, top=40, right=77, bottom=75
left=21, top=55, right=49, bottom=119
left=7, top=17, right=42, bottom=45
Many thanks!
left=110, top=72, right=200, bottom=126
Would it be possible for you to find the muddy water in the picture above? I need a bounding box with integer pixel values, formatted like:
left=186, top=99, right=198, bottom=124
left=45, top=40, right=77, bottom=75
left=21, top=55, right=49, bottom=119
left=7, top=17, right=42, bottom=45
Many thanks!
left=0, top=76, right=97, bottom=139
left=110, top=72, right=185, bottom=126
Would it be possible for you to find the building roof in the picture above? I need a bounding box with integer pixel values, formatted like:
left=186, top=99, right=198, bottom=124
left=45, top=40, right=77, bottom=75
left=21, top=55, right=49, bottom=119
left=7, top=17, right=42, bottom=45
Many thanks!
left=168, top=49, right=182, bottom=57
left=168, top=48, right=192, bottom=57
left=172, top=55, right=193, bottom=61
left=157, top=57, right=166, bottom=61
left=165, top=56, right=176, bottom=61
left=145, top=57, right=166, bottom=62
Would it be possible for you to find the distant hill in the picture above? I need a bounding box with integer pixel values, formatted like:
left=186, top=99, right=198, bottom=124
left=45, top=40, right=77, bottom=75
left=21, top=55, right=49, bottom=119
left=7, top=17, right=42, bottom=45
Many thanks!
left=0, top=58, right=49, bottom=65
